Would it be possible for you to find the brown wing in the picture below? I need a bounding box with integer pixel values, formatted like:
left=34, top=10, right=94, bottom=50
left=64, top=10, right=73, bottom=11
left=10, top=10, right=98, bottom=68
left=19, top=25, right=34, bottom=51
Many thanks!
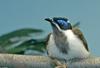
left=45, top=33, right=52, bottom=46
left=72, top=27, right=89, bottom=51
left=45, top=33, right=52, bottom=55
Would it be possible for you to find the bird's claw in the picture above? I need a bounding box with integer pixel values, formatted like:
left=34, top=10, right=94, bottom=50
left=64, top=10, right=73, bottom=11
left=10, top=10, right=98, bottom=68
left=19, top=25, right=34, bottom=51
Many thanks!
left=52, top=59, right=67, bottom=68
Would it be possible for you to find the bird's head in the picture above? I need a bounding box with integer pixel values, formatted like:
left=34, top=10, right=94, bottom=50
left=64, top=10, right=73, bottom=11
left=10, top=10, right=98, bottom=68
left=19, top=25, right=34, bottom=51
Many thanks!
left=45, top=17, right=72, bottom=32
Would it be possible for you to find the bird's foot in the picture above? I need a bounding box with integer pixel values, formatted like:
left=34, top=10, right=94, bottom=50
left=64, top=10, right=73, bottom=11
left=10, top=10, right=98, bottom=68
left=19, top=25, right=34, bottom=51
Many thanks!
left=52, top=59, right=67, bottom=68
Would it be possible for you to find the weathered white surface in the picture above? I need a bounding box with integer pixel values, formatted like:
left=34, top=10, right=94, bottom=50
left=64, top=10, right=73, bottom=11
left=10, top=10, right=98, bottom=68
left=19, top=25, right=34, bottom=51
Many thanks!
left=0, top=54, right=100, bottom=68
left=0, top=54, right=53, bottom=68
left=67, top=57, right=100, bottom=68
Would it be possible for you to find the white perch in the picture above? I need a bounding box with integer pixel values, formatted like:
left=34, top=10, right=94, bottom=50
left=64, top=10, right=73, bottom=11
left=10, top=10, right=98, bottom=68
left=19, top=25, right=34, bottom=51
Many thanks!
left=0, top=54, right=100, bottom=68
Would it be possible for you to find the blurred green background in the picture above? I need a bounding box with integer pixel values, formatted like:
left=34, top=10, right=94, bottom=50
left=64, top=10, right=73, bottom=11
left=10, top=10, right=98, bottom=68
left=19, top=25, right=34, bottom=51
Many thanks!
left=0, top=0, right=100, bottom=56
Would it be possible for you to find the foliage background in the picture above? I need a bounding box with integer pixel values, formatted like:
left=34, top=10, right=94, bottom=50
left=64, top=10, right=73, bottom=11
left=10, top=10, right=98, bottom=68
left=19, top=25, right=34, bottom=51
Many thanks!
left=0, top=0, right=100, bottom=56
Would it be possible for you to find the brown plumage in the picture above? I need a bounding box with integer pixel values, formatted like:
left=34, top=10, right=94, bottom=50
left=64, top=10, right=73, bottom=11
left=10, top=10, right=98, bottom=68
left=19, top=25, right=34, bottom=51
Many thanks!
left=72, top=27, right=89, bottom=51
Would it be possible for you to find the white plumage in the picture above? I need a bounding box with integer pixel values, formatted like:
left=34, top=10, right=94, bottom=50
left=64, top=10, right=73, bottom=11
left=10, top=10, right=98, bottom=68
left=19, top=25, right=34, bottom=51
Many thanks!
left=47, top=30, right=90, bottom=61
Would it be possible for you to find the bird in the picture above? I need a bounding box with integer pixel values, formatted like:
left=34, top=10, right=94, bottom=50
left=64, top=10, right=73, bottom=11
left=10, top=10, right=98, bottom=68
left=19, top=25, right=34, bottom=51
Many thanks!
left=45, top=17, right=91, bottom=67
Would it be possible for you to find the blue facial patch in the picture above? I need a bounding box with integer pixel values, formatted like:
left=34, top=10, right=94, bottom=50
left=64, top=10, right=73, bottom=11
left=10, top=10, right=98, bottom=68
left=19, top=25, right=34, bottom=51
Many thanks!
left=56, top=19, right=70, bottom=30
left=57, top=20, right=69, bottom=28
left=53, top=17, right=72, bottom=30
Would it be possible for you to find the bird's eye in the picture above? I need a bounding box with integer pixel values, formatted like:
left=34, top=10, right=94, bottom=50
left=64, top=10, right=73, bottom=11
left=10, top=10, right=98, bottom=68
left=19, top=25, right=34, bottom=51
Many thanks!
left=57, top=20, right=69, bottom=29
left=57, top=20, right=67, bottom=26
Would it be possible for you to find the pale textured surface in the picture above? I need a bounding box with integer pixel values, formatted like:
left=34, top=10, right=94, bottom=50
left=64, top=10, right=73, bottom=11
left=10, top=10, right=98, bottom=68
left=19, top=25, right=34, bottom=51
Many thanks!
left=0, top=54, right=53, bottom=68
left=67, top=57, right=100, bottom=68
left=0, top=54, right=100, bottom=68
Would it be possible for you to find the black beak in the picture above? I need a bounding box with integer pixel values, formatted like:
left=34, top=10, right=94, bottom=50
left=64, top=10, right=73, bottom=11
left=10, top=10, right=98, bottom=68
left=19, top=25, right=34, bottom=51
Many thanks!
left=45, top=18, right=61, bottom=35
left=45, top=18, right=57, bottom=28
left=45, top=18, right=52, bottom=23
left=45, top=18, right=56, bottom=27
